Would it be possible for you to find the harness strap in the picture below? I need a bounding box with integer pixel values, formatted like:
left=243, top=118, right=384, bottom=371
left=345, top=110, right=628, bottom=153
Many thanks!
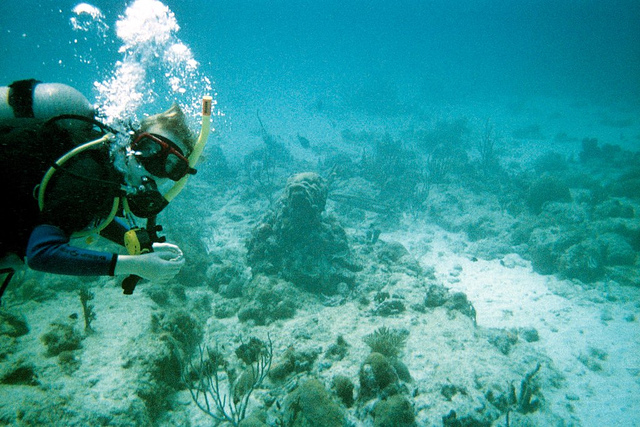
left=0, top=268, right=15, bottom=304
left=8, top=79, right=41, bottom=118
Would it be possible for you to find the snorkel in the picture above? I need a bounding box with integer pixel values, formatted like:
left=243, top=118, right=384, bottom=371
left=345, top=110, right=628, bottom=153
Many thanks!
left=121, top=96, right=212, bottom=295
left=163, top=95, right=213, bottom=202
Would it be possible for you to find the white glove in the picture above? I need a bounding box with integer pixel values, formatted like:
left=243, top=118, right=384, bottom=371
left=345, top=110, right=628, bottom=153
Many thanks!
left=115, top=242, right=185, bottom=283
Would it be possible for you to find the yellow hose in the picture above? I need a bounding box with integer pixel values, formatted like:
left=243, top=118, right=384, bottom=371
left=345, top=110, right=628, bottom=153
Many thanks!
left=38, top=133, right=115, bottom=210
left=36, top=133, right=120, bottom=238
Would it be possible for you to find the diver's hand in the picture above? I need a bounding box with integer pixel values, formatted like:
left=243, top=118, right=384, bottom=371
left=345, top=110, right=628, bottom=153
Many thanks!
left=115, top=243, right=185, bottom=283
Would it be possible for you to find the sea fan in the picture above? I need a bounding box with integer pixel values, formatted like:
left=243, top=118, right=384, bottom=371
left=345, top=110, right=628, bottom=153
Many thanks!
left=363, top=326, right=409, bottom=358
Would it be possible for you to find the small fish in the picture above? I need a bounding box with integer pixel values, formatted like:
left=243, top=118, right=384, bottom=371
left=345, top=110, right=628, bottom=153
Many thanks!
left=297, top=134, right=310, bottom=149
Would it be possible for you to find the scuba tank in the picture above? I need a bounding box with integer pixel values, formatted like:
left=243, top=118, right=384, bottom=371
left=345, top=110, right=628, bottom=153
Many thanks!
left=0, top=79, right=94, bottom=134
left=0, top=80, right=99, bottom=258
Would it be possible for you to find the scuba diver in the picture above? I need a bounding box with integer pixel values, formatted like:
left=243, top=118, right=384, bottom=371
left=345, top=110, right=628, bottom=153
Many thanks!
left=0, top=79, right=212, bottom=301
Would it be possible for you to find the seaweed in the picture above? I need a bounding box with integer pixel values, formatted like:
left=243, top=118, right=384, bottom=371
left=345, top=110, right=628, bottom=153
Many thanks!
left=477, top=119, right=501, bottom=178
left=78, top=287, right=96, bottom=332
left=506, top=363, right=542, bottom=426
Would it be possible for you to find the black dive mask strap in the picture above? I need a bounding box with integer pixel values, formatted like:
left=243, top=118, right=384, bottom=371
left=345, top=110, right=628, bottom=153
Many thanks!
left=8, top=79, right=41, bottom=118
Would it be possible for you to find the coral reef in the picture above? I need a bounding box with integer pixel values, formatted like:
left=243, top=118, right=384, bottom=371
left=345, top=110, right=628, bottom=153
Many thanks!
left=373, top=394, right=416, bottom=427
left=237, top=276, right=299, bottom=325
left=247, top=172, right=361, bottom=294
left=283, top=378, right=346, bottom=427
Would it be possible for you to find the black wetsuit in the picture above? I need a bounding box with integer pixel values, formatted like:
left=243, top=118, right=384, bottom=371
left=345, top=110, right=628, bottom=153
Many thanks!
left=0, top=119, right=128, bottom=275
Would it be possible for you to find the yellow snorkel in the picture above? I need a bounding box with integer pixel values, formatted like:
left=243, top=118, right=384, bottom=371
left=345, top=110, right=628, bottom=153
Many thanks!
left=163, top=95, right=213, bottom=202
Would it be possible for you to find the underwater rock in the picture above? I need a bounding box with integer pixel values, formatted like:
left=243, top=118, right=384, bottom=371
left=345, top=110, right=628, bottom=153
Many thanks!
left=526, top=174, right=572, bottom=214
left=527, top=228, right=577, bottom=276
left=122, top=332, right=182, bottom=420
left=594, top=199, right=635, bottom=219
left=40, top=320, right=82, bottom=357
left=377, top=240, right=410, bottom=263
left=609, top=170, right=640, bottom=199
left=150, top=309, right=203, bottom=354
left=269, top=345, right=320, bottom=381
left=445, top=292, right=477, bottom=322
left=359, top=352, right=400, bottom=401
left=373, top=240, right=422, bottom=275
left=487, top=328, right=519, bottom=355
left=0, top=310, right=29, bottom=338
left=423, top=285, right=477, bottom=322
left=283, top=378, right=346, bottom=427
left=424, top=284, right=450, bottom=308
left=247, top=172, right=361, bottom=294
left=600, top=233, right=637, bottom=266
left=579, top=137, right=600, bottom=162
left=557, top=239, right=605, bottom=282
left=373, top=298, right=406, bottom=317
left=238, top=276, right=299, bottom=325
left=373, top=394, right=416, bottom=427
left=207, top=259, right=250, bottom=297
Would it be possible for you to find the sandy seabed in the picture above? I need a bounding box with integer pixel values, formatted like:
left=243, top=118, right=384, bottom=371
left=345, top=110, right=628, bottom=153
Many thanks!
left=1, top=93, right=639, bottom=426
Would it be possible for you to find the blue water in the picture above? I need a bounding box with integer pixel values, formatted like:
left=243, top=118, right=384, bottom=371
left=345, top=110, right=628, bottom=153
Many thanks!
left=1, top=1, right=640, bottom=426
left=1, top=1, right=639, bottom=108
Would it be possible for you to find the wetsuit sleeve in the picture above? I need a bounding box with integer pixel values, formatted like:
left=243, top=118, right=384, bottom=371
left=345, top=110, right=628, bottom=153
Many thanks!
left=26, top=225, right=118, bottom=276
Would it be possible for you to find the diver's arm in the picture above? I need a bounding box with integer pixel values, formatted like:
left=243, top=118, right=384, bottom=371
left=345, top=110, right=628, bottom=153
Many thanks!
left=114, top=243, right=184, bottom=282
left=27, top=224, right=185, bottom=282
left=26, top=225, right=117, bottom=276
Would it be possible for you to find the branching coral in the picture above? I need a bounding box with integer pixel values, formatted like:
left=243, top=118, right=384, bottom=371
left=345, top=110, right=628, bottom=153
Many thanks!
left=185, top=336, right=273, bottom=426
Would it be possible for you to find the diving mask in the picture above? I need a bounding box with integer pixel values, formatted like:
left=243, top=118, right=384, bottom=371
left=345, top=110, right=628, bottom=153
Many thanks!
left=131, top=132, right=196, bottom=181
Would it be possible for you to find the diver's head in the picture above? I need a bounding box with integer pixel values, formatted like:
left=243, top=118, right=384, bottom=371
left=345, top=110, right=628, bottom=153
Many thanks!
left=131, top=103, right=197, bottom=182
left=140, top=103, right=195, bottom=156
